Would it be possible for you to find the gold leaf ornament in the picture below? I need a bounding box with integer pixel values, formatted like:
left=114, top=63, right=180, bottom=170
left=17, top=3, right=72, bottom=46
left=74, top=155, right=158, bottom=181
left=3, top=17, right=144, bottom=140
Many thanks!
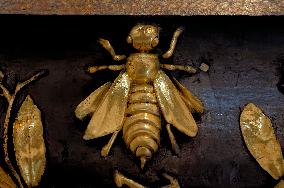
left=13, top=95, right=46, bottom=187
left=76, top=24, right=206, bottom=169
left=0, top=166, right=17, bottom=188
left=240, top=103, right=284, bottom=180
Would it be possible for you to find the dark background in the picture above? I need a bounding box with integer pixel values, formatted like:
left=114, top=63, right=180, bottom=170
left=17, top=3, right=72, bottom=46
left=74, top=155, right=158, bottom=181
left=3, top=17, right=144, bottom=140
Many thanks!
left=0, top=16, right=284, bottom=188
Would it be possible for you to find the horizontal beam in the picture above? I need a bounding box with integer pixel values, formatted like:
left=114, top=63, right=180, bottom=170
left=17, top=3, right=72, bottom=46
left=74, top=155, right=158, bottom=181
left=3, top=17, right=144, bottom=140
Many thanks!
left=0, top=0, right=283, bottom=15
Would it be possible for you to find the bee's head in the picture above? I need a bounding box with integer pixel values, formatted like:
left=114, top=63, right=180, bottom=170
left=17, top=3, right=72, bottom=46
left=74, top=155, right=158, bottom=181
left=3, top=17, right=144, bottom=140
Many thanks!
left=127, top=24, right=160, bottom=52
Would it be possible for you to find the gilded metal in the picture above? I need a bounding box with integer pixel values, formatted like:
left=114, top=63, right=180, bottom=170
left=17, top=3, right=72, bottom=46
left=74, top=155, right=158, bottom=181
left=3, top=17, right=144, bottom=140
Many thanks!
left=166, top=123, right=180, bottom=154
left=162, top=26, right=184, bottom=58
left=275, top=180, right=284, bottom=188
left=76, top=24, right=205, bottom=169
left=0, top=166, right=17, bottom=188
left=240, top=103, right=284, bottom=180
left=173, top=78, right=204, bottom=114
left=98, top=38, right=126, bottom=61
left=0, top=70, right=46, bottom=188
left=75, top=82, right=111, bottom=120
left=114, top=170, right=180, bottom=188
left=13, top=95, right=46, bottom=187
left=82, top=72, right=130, bottom=140
left=114, top=171, right=144, bottom=188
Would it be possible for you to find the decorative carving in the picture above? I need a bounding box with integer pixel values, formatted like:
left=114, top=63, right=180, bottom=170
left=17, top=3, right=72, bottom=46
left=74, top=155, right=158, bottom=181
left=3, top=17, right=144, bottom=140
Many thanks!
left=76, top=24, right=207, bottom=169
left=0, top=70, right=47, bottom=187
left=13, top=95, right=46, bottom=187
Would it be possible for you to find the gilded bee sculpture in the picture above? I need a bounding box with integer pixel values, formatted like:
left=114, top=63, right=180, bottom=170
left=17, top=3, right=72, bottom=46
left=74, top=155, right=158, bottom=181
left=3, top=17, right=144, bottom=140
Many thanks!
left=75, top=24, right=206, bottom=169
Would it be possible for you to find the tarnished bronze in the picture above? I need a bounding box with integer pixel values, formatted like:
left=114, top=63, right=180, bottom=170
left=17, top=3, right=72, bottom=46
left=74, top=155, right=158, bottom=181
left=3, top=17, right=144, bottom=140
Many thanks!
left=75, top=24, right=205, bottom=169
left=0, top=166, right=17, bottom=188
left=240, top=103, right=284, bottom=180
left=13, top=95, right=46, bottom=187
left=114, top=170, right=180, bottom=188
left=0, top=70, right=47, bottom=188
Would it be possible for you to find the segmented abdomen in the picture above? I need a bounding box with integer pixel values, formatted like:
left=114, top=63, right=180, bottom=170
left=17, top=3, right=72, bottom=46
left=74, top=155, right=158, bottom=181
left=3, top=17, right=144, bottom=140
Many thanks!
left=123, top=83, right=161, bottom=168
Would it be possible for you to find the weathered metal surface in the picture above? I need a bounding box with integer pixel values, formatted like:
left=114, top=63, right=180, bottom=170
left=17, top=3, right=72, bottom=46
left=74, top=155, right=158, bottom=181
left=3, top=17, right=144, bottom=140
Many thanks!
left=0, top=16, right=284, bottom=187
left=0, top=0, right=283, bottom=15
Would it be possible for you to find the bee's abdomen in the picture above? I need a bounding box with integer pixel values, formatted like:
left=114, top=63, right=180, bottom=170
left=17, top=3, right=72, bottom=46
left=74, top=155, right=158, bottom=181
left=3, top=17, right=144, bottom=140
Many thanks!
left=123, top=84, right=161, bottom=168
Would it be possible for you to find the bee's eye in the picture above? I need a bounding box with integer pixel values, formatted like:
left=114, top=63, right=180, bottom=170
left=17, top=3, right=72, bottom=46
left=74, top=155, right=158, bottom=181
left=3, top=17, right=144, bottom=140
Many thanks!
left=151, top=37, right=159, bottom=47
left=138, top=27, right=143, bottom=33
left=127, top=36, right=132, bottom=44
left=146, top=27, right=153, bottom=33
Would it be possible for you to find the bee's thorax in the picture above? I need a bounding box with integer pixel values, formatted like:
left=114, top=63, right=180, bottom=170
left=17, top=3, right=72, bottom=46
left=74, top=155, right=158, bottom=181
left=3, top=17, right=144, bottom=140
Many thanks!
left=126, top=53, right=160, bottom=84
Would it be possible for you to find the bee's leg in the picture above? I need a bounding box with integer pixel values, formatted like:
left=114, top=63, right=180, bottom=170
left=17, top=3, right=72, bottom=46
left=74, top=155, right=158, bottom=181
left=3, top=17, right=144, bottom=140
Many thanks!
left=114, top=170, right=145, bottom=188
left=88, top=65, right=125, bottom=73
left=98, top=38, right=126, bottom=61
left=161, top=64, right=197, bottom=74
left=162, top=27, right=184, bottom=59
left=166, top=124, right=180, bottom=154
left=101, top=130, right=120, bottom=157
left=161, top=174, right=180, bottom=188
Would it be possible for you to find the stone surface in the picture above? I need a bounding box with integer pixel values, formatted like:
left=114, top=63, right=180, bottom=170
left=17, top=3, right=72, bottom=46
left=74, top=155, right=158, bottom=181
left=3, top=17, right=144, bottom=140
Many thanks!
left=0, top=0, right=283, bottom=15
left=0, top=16, right=284, bottom=187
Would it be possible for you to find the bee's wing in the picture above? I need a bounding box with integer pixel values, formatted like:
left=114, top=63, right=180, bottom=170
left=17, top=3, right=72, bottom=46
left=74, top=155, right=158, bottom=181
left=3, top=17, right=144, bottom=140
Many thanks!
left=240, top=103, right=284, bottom=180
left=75, top=82, right=112, bottom=120
left=153, top=70, right=197, bottom=137
left=83, top=72, right=130, bottom=140
left=173, top=78, right=204, bottom=114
